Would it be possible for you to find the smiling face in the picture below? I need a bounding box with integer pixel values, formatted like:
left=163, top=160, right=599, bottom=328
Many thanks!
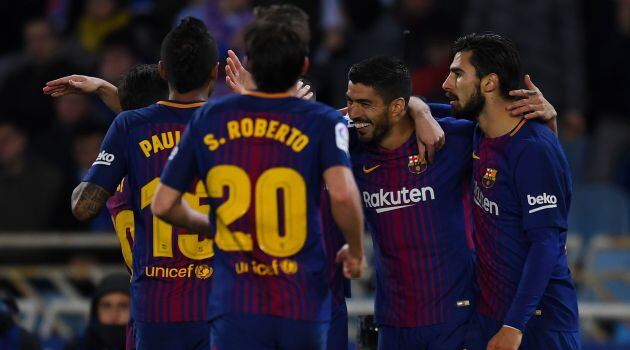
left=345, top=81, right=392, bottom=146
left=442, top=50, right=486, bottom=118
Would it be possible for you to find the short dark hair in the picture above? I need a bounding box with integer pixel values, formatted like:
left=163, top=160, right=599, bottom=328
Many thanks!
left=160, top=17, right=218, bottom=93
left=118, top=64, right=168, bottom=111
left=348, top=56, right=411, bottom=105
left=253, top=5, right=310, bottom=48
left=451, top=32, right=521, bottom=99
left=244, top=13, right=309, bottom=93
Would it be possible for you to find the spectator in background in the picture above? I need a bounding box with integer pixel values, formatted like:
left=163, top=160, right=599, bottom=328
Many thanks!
left=97, top=30, right=139, bottom=87
left=0, top=18, right=77, bottom=134
left=0, top=290, right=42, bottom=350
left=65, top=273, right=130, bottom=350
left=78, top=0, right=130, bottom=53
left=463, top=0, right=586, bottom=138
left=174, top=0, right=253, bottom=97
left=0, top=120, right=62, bottom=231
left=313, top=0, right=405, bottom=107
left=587, top=0, right=630, bottom=183
left=395, top=0, right=464, bottom=102
left=72, top=122, right=114, bottom=231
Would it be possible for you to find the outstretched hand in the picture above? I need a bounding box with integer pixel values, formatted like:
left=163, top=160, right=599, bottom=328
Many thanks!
left=43, top=75, right=108, bottom=97
left=225, top=50, right=256, bottom=94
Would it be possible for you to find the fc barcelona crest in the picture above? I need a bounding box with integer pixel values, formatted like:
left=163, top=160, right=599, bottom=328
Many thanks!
left=482, top=168, right=498, bottom=188
left=408, top=155, right=427, bottom=174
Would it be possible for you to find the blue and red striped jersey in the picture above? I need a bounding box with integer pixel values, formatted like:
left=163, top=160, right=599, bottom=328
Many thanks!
left=160, top=91, right=351, bottom=322
left=84, top=101, right=212, bottom=323
left=320, top=191, right=350, bottom=310
left=351, top=116, right=475, bottom=327
left=471, top=119, right=579, bottom=331
left=106, top=177, right=134, bottom=274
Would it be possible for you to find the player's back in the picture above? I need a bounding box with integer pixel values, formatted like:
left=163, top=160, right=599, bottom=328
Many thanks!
left=472, top=119, right=578, bottom=331
left=186, top=91, right=350, bottom=321
left=89, top=100, right=212, bottom=323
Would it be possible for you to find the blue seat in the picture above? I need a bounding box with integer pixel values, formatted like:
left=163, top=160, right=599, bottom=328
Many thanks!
left=568, top=183, right=630, bottom=241
left=582, top=236, right=630, bottom=302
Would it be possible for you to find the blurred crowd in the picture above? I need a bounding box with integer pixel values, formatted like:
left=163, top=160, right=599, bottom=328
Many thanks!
left=0, top=0, right=627, bottom=233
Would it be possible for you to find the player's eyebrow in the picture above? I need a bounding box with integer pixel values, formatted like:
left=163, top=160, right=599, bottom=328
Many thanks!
left=450, top=67, right=464, bottom=75
left=346, top=95, right=372, bottom=105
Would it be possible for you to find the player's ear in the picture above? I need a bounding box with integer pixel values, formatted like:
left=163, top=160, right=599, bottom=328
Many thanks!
left=300, top=57, right=309, bottom=76
left=158, top=61, right=167, bottom=81
left=243, top=56, right=250, bottom=70
left=481, top=73, right=499, bottom=94
left=389, top=97, right=405, bottom=120
left=210, top=62, right=219, bottom=79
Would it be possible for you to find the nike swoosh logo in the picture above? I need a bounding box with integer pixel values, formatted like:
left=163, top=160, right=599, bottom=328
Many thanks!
left=472, top=152, right=480, bottom=160
left=375, top=204, right=415, bottom=213
left=362, top=164, right=381, bottom=174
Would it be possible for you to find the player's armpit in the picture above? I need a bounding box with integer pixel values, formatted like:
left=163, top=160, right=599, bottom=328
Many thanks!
left=71, top=182, right=111, bottom=221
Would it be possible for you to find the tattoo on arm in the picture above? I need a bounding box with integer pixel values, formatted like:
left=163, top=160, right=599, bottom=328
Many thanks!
left=71, top=182, right=111, bottom=221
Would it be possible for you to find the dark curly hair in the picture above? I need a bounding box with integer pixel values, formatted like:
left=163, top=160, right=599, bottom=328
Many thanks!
left=160, top=17, right=218, bottom=93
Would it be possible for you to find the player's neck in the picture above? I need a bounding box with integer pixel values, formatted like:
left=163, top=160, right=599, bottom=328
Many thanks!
left=379, top=113, right=414, bottom=150
left=168, top=88, right=209, bottom=103
left=477, top=98, right=521, bottom=138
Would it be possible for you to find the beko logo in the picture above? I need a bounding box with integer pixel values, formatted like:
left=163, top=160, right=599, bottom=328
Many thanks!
left=93, top=150, right=115, bottom=166
left=527, top=193, right=558, bottom=213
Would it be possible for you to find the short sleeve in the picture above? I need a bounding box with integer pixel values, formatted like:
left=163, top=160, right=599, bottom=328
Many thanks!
left=319, top=110, right=352, bottom=171
left=160, top=119, right=199, bottom=192
left=515, top=142, right=569, bottom=233
left=83, top=117, right=128, bottom=194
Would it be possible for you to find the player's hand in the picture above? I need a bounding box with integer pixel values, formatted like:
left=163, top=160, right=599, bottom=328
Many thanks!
left=486, top=326, right=522, bottom=350
left=507, top=75, right=557, bottom=121
left=408, top=96, right=445, bottom=164
left=43, top=75, right=106, bottom=97
left=225, top=49, right=256, bottom=94
left=295, top=80, right=314, bottom=100
left=335, top=244, right=366, bottom=279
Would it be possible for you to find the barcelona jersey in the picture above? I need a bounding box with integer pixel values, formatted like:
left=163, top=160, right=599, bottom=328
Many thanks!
left=351, top=115, right=475, bottom=327
left=471, top=119, right=579, bottom=331
left=160, top=91, right=351, bottom=322
left=84, top=101, right=212, bottom=323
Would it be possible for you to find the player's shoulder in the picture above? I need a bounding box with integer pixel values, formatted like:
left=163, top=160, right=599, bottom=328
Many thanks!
left=291, top=99, right=342, bottom=122
left=513, top=121, right=566, bottom=165
left=515, top=120, right=561, bottom=151
left=437, top=116, right=475, bottom=137
left=114, top=104, right=162, bottom=129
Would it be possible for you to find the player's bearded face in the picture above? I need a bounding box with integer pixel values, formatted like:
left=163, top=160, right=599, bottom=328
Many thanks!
left=346, top=82, right=392, bottom=146
left=447, top=83, right=485, bottom=119
left=354, top=107, right=391, bottom=146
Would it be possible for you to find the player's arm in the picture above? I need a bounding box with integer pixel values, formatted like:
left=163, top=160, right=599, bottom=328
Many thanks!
left=489, top=143, right=569, bottom=350
left=407, top=96, right=445, bottom=164
left=151, top=184, right=210, bottom=234
left=152, top=120, right=208, bottom=233
left=320, top=114, right=365, bottom=278
left=71, top=182, right=111, bottom=221
left=43, top=75, right=122, bottom=114
left=324, top=166, right=365, bottom=278
left=71, top=117, right=128, bottom=221
left=507, top=74, right=558, bottom=135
